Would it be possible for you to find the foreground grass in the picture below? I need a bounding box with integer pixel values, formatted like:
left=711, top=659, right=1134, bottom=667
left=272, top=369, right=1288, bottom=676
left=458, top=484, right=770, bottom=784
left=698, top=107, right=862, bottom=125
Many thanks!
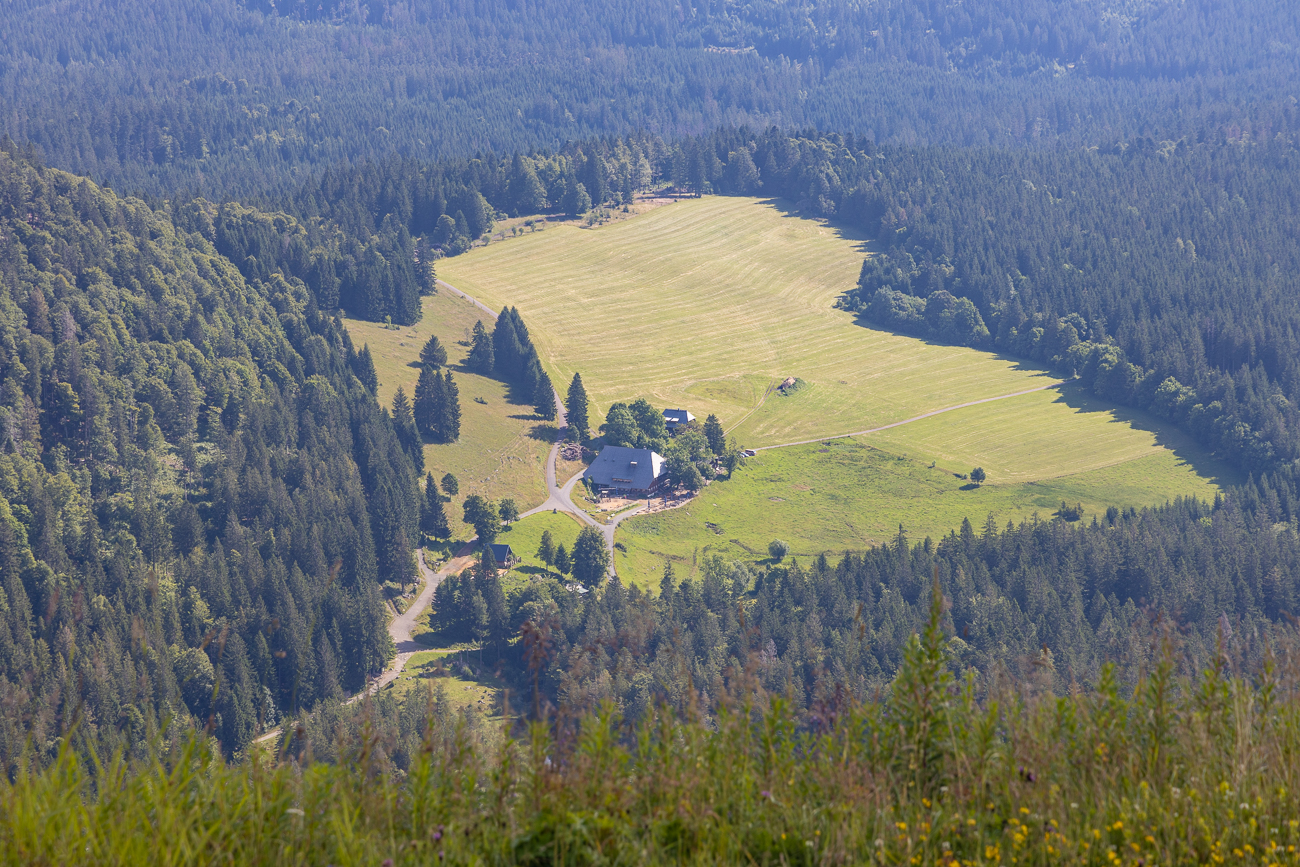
left=345, top=291, right=553, bottom=520
left=5, top=594, right=1299, bottom=866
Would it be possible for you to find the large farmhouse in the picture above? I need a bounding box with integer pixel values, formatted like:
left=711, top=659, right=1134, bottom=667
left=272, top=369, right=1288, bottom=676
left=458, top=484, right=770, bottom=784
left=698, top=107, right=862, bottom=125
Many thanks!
left=585, top=446, right=667, bottom=497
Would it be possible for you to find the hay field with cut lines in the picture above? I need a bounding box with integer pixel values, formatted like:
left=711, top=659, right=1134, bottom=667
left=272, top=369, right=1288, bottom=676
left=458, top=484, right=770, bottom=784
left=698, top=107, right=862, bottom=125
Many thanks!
left=433, top=196, right=1234, bottom=584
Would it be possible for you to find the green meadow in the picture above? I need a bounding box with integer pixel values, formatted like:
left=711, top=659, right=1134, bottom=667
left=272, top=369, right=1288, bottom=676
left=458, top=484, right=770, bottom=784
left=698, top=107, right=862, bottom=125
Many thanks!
left=613, top=434, right=1230, bottom=585
left=433, top=196, right=1234, bottom=585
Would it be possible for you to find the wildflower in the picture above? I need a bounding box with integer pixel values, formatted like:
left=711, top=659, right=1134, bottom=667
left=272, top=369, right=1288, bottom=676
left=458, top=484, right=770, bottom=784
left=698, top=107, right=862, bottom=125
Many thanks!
left=760, top=790, right=772, bottom=800
left=897, top=822, right=907, bottom=831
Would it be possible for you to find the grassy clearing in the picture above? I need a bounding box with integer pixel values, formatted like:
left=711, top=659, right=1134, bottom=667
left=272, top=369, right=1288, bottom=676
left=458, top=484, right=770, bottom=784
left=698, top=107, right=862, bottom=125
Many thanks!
left=380, top=648, right=503, bottom=718
left=438, top=196, right=1231, bottom=584
left=495, top=510, right=586, bottom=581
left=614, top=435, right=1232, bottom=586
left=439, top=196, right=1073, bottom=447
left=861, top=384, right=1240, bottom=487
left=344, top=291, right=554, bottom=522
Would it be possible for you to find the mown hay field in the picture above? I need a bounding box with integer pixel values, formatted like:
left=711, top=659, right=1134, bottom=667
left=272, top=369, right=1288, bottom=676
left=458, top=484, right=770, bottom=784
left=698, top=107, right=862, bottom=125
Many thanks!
left=437, top=196, right=1234, bottom=584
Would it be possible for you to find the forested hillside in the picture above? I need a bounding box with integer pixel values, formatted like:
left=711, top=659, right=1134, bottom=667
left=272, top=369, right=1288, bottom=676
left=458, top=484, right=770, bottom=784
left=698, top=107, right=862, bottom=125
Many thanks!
left=2, top=0, right=1299, bottom=196
left=0, top=143, right=420, bottom=768
left=416, top=465, right=1300, bottom=725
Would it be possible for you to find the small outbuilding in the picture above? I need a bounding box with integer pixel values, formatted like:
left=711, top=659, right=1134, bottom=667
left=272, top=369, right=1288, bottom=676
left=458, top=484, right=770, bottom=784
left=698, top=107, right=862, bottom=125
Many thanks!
left=489, top=543, right=519, bottom=568
left=662, top=409, right=695, bottom=435
left=585, top=446, right=667, bottom=497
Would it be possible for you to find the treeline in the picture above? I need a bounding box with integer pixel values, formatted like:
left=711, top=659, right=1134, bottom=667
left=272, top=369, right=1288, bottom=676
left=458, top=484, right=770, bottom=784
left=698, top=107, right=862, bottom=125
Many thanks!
left=427, top=462, right=1300, bottom=721
left=827, top=137, right=1300, bottom=473
left=5, top=0, right=1300, bottom=198
left=0, top=145, right=421, bottom=767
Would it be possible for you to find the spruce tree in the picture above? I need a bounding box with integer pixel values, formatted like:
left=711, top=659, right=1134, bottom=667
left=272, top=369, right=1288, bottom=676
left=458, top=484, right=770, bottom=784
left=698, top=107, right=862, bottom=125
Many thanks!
left=414, top=365, right=443, bottom=438
left=467, top=320, right=494, bottom=373
left=391, top=387, right=424, bottom=473
left=421, top=472, right=450, bottom=539
left=554, top=543, right=571, bottom=576
left=493, top=309, right=523, bottom=379
left=354, top=344, right=378, bottom=392
left=419, top=333, right=448, bottom=368
left=536, top=529, right=556, bottom=570
left=703, top=414, right=726, bottom=455
left=566, top=372, right=590, bottom=442
left=533, top=368, right=557, bottom=420
left=442, top=371, right=461, bottom=442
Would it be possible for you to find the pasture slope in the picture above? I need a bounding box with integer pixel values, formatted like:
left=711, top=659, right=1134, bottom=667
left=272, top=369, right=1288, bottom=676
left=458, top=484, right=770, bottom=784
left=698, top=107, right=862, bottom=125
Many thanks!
left=345, top=292, right=554, bottom=527
left=437, top=197, right=1235, bottom=586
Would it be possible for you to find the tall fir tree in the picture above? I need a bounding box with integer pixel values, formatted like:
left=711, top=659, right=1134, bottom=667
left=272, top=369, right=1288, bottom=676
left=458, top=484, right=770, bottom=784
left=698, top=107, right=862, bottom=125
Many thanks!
left=441, top=371, right=462, bottom=442
left=703, top=414, right=726, bottom=455
left=414, top=365, right=444, bottom=439
left=354, top=344, right=378, bottom=392
left=467, top=320, right=494, bottom=373
left=493, top=308, right=524, bottom=379
left=421, top=472, right=451, bottom=539
left=391, top=387, right=424, bottom=473
left=567, top=372, right=590, bottom=443
left=534, top=368, right=557, bottom=420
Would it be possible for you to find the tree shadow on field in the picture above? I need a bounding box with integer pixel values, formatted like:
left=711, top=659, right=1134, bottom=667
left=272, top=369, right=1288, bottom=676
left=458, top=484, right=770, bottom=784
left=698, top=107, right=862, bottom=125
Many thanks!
left=1049, top=382, right=1244, bottom=490
left=525, top=422, right=558, bottom=443
left=757, top=196, right=882, bottom=257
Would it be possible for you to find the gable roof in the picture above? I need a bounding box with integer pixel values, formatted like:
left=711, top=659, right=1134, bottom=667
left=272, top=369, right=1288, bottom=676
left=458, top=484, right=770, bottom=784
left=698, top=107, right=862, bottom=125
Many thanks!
left=585, top=446, right=665, bottom=490
left=663, top=409, right=695, bottom=427
left=489, top=543, right=515, bottom=562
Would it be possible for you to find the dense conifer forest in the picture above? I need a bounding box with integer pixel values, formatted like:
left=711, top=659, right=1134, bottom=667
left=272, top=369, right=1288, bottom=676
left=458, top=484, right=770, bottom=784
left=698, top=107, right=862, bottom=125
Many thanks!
left=0, top=144, right=421, bottom=765
left=2, top=0, right=1299, bottom=197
